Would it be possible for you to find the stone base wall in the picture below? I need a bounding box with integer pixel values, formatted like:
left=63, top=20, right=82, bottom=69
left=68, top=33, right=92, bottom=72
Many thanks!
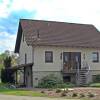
left=32, top=71, right=62, bottom=87
left=87, top=70, right=100, bottom=83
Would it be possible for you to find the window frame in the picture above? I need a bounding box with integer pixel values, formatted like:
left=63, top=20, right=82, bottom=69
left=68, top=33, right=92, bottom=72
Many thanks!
left=45, top=51, right=53, bottom=63
left=92, top=52, right=99, bottom=63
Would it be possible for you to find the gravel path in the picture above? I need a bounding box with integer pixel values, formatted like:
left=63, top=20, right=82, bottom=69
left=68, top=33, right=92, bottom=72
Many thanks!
left=0, top=94, right=79, bottom=100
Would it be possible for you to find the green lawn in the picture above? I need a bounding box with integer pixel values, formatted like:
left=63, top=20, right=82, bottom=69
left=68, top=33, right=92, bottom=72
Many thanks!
left=0, top=89, right=93, bottom=100
left=0, top=89, right=46, bottom=97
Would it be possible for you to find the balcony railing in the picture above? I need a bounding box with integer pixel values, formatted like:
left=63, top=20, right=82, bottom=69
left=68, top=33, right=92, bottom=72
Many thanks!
left=62, top=61, right=89, bottom=74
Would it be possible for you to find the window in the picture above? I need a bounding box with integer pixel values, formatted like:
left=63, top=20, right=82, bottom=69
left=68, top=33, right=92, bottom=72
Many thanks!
left=45, top=51, right=53, bottom=63
left=92, top=52, right=99, bottom=62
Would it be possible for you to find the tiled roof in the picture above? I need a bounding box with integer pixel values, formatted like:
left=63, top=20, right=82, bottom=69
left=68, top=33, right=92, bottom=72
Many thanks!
left=15, top=19, right=100, bottom=53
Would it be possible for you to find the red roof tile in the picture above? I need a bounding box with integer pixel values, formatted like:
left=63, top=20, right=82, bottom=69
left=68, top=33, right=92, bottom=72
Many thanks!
left=15, top=19, right=100, bottom=53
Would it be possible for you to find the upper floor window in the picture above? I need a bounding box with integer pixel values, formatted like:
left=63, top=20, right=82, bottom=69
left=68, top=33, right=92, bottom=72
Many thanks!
left=92, top=52, right=99, bottom=63
left=45, top=51, right=53, bottom=63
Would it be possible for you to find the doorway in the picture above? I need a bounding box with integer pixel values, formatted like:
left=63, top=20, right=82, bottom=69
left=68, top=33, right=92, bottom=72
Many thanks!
left=24, top=66, right=33, bottom=87
left=63, top=52, right=81, bottom=70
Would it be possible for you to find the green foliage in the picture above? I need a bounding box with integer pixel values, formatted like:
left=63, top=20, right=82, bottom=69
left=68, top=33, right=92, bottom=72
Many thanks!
left=89, top=83, right=100, bottom=87
left=0, top=51, right=18, bottom=70
left=61, top=91, right=66, bottom=97
left=41, top=90, right=45, bottom=93
left=80, top=93, right=85, bottom=98
left=56, top=89, right=62, bottom=93
left=93, top=75, right=100, bottom=82
left=56, top=83, right=75, bottom=88
left=0, top=53, right=8, bottom=69
left=0, top=89, right=46, bottom=97
left=38, top=74, right=75, bottom=88
left=38, top=74, right=63, bottom=88
left=3, top=56, right=12, bottom=68
left=88, top=92, right=95, bottom=97
left=1, top=69, right=15, bottom=83
left=72, top=92, right=78, bottom=97
left=0, top=83, right=16, bottom=89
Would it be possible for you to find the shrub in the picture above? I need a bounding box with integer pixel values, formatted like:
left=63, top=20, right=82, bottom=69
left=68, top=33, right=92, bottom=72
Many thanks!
left=93, top=75, right=100, bottom=82
left=88, top=92, right=95, bottom=97
left=89, top=83, right=100, bottom=87
left=3, top=56, right=11, bottom=68
left=38, top=74, right=63, bottom=88
left=48, top=89, right=53, bottom=91
left=72, top=93, right=78, bottom=97
left=56, top=89, right=62, bottom=93
left=56, top=83, right=73, bottom=88
left=1, top=69, right=15, bottom=83
left=38, top=74, right=75, bottom=88
left=41, top=91, right=45, bottom=93
left=61, top=91, right=66, bottom=97
left=80, top=93, right=85, bottom=98
left=0, top=83, right=16, bottom=89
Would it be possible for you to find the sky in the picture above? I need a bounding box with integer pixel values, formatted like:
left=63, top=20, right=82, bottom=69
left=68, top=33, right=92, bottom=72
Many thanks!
left=0, top=0, right=100, bottom=53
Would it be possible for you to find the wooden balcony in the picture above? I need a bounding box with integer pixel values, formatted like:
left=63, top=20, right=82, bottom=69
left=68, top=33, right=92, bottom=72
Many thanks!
left=63, top=68, right=77, bottom=74
left=62, top=61, right=78, bottom=74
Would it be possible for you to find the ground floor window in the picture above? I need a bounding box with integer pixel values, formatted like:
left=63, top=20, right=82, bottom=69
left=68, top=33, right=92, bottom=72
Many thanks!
left=92, top=52, right=99, bottom=63
left=63, top=76, right=71, bottom=82
left=45, top=51, right=53, bottom=63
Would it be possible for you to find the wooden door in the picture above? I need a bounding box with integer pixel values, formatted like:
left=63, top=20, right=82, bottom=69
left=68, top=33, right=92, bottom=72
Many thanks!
left=63, top=52, right=81, bottom=70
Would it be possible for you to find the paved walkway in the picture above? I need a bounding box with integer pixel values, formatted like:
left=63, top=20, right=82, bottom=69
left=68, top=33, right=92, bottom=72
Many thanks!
left=0, top=94, right=79, bottom=100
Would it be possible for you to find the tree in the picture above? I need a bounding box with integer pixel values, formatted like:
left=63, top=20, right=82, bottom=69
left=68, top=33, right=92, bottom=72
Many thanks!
left=0, top=50, right=18, bottom=83
left=3, top=56, right=12, bottom=69
left=1, top=56, right=15, bottom=83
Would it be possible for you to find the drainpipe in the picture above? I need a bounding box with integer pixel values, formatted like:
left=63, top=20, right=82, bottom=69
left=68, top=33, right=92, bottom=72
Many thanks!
left=32, top=46, right=34, bottom=87
left=31, top=31, right=41, bottom=87
left=75, top=56, right=80, bottom=86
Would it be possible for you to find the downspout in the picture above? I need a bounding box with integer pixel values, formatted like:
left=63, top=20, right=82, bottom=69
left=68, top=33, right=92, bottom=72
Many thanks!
left=32, top=46, right=34, bottom=87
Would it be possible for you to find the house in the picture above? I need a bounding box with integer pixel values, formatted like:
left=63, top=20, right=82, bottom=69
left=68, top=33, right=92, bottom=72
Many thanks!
left=14, top=19, right=100, bottom=87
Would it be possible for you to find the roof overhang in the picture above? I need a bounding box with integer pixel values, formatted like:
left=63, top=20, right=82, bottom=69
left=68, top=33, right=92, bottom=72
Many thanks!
left=14, top=22, right=22, bottom=53
left=11, top=63, right=33, bottom=71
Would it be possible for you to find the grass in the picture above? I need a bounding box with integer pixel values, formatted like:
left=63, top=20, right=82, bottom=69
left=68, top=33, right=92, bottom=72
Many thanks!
left=89, top=83, right=100, bottom=87
left=0, top=89, right=94, bottom=100
left=0, top=89, right=46, bottom=97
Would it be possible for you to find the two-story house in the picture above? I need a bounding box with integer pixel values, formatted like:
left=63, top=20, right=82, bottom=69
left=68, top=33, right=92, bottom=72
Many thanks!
left=14, top=19, right=100, bottom=87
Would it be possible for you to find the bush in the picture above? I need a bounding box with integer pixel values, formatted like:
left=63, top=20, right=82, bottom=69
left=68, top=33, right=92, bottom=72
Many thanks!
left=1, top=69, right=15, bottom=83
left=56, top=89, right=62, bottom=93
left=80, top=93, right=85, bottom=98
left=38, top=74, right=63, bottom=88
left=41, top=91, right=45, bottom=93
left=48, top=89, right=53, bottom=91
left=88, top=92, right=95, bottom=97
left=0, top=83, right=16, bottom=89
left=93, top=75, right=100, bottom=82
left=38, top=74, right=75, bottom=88
left=56, top=82, right=75, bottom=88
left=72, top=93, right=78, bottom=97
left=61, top=91, right=66, bottom=97
left=89, top=83, right=100, bottom=87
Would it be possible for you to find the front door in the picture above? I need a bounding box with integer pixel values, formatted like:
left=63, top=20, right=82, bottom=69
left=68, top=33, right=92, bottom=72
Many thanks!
left=63, top=52, right=81, bottom=70
left=24, top=66, right=33, bottom=87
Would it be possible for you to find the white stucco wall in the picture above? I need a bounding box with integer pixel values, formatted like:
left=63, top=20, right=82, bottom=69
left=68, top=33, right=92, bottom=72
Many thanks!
left=19, top=33, right=33, bottom=64
left=33, top=46, right=100, bottom=71
left=31, top=46, right=100, bottom=86
left=19, top=37, right=100, bottom=86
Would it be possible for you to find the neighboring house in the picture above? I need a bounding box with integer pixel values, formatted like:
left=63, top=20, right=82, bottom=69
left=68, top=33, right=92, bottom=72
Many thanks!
left=14, top=19, right=100, bottom=87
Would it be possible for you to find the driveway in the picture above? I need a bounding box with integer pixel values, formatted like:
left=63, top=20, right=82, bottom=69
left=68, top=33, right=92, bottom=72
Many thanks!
left=0, top=94, right=79, bottom=100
